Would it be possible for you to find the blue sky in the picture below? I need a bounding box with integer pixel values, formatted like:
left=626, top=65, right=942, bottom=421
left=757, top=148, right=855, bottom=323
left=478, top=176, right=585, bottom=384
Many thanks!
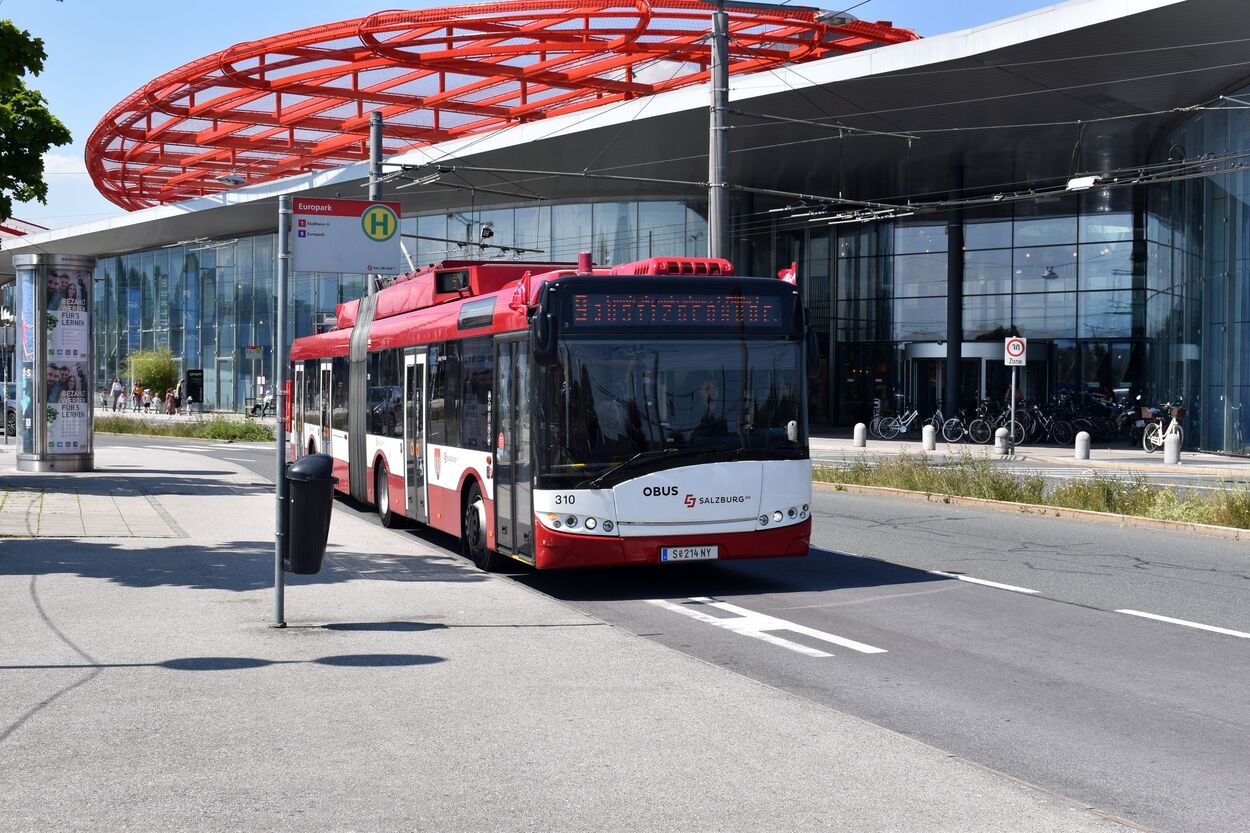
left=3, top=0, right=1055, bottom=230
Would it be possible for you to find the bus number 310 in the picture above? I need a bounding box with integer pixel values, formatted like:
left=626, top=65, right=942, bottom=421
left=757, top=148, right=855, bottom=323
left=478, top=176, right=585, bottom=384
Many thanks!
left=554, top=494, right=576, bottom=505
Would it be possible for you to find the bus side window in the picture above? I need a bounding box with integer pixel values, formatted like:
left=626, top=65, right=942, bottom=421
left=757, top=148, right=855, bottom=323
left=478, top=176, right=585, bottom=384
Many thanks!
left=459, top=336, right=493, bottom=450
left=305, top=360, right=319, bottom=426
left=331, top=356, right=349, bottom=430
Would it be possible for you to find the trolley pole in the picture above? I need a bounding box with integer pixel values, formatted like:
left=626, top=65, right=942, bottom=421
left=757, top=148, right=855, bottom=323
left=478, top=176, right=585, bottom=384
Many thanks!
left=273, top=195, right=291, bottom=628
left=368, top=111, right=383, bottom=297
left=707, top=1, right=730, bottom=260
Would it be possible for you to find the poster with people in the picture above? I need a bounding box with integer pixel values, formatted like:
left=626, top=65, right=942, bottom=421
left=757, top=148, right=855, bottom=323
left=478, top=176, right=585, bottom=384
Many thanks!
left=46, top=269, right=92, bottom=455
left=46, top=361, right=89, bottom=452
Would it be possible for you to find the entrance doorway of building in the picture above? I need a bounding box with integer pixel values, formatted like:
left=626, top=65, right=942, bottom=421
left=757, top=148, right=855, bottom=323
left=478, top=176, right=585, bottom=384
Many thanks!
left=904, top=342, right=1050, bottom=415
left=215, top=357, right=234, bottom=412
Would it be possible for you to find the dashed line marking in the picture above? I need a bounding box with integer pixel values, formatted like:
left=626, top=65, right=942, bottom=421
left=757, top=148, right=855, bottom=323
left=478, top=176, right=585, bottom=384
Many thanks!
left=646, top=596, right=887, bottom=658
left=1116, top=609, right=1250, bottom=639
left=927, top=571, right=1039, bottom=595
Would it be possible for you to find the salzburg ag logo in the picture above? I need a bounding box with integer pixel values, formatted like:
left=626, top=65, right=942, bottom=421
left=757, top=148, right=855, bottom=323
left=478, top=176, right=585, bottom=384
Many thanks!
left=684, top=494, right=696, bottom=508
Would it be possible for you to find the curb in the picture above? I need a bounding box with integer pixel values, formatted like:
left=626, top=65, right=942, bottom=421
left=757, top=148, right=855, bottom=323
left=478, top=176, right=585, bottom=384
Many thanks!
left=813, top=480, right=1248, bottom=541
left=810, top=448, right=1248, bottom=478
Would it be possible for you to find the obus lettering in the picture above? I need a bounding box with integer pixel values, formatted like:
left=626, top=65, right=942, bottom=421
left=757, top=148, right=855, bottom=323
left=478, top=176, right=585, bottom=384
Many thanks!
left=642, top=486, right=679, bottom=497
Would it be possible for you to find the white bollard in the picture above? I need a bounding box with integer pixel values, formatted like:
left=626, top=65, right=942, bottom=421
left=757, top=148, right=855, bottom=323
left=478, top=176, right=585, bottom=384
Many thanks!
left=922, top=424, right=936, bottom=451
left=1164, top=432, right=1181, bottom=465
left=1075, top=431, right=1091, bottom=461
left=994, top=427, right=1009, bottom=455
left=853, top=422, right=867, bottom=448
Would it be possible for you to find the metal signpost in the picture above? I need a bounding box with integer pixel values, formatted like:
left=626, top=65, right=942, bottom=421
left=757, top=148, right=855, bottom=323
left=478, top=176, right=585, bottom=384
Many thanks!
left=274, top=197, right=291, bottom=628
left=275, top=194, right=403, bottom=627
left=1004, top=336, right=1027, bottom=453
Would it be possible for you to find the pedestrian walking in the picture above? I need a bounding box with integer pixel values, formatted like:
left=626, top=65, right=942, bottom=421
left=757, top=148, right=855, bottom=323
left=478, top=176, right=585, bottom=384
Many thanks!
left=165, top=390, right=175, bottom=415
left=131, top=382, right=143, bottom=412
left=110, top=377, right=123, bottom=412
left=142, top=389, right=152, bottom=412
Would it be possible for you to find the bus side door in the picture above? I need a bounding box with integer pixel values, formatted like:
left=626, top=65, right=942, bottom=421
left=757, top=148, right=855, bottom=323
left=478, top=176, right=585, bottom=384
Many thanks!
left=292, top=363, right=304, bottom=458
left=494, top=338, right=533, bottom=560
left=319, top=360, right=332, bottom=455
left=404, top=350, right=428, bottom=524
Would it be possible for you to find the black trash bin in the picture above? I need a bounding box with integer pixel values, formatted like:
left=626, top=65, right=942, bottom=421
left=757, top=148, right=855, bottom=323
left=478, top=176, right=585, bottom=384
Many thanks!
left=286, top=453, right=337, bottom=574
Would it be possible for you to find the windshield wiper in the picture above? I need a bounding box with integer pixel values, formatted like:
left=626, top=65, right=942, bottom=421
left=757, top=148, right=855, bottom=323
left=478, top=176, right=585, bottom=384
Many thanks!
left=579, top=444, right=736, bottom=489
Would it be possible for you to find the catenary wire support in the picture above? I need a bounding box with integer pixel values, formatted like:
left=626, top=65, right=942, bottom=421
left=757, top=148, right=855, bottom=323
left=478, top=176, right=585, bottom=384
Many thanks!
left=708, top=2, right=730, bottom=260
left=273, top=195, right=291, bottom=629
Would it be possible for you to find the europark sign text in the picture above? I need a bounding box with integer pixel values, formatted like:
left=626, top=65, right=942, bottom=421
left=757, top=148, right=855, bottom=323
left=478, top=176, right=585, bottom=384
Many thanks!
left=291, top=197, right=402, bottom=274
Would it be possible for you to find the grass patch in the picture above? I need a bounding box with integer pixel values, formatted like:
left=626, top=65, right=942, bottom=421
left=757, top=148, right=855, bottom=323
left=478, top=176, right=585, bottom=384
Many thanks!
left=815, top=452, right=1250, bottom=530
left=94, top=414, right=274, bottom=442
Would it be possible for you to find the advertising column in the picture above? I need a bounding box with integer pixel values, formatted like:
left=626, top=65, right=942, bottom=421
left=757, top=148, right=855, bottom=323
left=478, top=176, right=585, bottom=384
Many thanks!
left=14, top=253, right=96, bottom=472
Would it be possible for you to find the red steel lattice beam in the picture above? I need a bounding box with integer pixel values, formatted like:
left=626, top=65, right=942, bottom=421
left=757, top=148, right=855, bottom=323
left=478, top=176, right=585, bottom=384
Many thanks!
left=86, top=1, right=918, bottom=210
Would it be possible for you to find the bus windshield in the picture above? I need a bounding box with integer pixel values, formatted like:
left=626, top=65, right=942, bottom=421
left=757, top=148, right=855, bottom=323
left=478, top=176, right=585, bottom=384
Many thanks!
left=535, top=339, right=804, bottom=489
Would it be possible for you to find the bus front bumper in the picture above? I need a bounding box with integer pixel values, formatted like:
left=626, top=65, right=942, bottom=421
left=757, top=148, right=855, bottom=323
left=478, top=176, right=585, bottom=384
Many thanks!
left=532, top=518, right=811, bottom=570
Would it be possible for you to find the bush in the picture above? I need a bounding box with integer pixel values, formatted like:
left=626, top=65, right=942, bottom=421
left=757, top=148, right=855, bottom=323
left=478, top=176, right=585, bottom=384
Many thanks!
left=814, top=452, right=1250, bottom=530
left=125, top=348, right=179, bottom=396
left=94, top=414, right=273, bottom=442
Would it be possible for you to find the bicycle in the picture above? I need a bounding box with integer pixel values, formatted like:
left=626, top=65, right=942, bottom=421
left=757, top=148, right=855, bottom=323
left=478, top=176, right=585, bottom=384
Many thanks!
left=967, top=404, right=1025, bottom=446
left=880, top=406, right=920, bottom=440
left=941, top=407, right=975, bottom=443
left=1142, top=401, right=1184, bottom=453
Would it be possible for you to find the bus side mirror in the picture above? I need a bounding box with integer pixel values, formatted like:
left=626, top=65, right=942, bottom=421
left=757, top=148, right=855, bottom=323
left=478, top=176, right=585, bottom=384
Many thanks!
left=806, top=328, right=820, bottom=380
left=532, top=312, right=558, bottom=365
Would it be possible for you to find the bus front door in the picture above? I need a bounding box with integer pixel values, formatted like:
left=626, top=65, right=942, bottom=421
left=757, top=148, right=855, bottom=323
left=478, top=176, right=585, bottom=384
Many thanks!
left=319, top=361, right=332, bottom=456
left=404, top=351, right=428, bottom=524
left=494, top=340, right=533, bottom=560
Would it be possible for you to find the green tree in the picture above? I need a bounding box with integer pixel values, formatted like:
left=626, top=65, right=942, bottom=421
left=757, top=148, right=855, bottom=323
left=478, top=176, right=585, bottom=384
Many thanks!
left=0, top=19, right=72, bottom=222
left=126, top=349, right=179, bottom=396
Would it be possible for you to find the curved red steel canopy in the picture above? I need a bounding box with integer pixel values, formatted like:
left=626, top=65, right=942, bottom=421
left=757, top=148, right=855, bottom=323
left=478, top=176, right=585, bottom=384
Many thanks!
left=86, top=1, right=918, bottom=210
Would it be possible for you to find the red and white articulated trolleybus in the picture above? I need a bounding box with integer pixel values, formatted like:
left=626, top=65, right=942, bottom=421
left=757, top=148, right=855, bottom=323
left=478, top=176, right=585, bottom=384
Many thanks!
left=287, top=254, right=814, bottom=571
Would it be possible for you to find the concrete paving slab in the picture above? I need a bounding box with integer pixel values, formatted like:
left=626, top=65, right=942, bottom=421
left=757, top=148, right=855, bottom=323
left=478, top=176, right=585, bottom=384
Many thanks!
left=0, top=444, right=1132, bottom=832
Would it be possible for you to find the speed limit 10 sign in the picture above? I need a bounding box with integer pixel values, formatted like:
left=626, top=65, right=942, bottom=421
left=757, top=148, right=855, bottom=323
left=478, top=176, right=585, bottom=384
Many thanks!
left=1004, top=337, right=1027, bottom=366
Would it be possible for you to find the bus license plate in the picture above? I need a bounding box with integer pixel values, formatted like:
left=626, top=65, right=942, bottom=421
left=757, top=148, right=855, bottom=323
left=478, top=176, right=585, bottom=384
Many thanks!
left=661, top=545, right=719, bottom=562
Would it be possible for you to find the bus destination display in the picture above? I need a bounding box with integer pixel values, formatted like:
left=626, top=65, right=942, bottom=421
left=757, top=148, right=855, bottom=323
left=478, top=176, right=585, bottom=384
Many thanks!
left=568, top=290, right=784, bottom=330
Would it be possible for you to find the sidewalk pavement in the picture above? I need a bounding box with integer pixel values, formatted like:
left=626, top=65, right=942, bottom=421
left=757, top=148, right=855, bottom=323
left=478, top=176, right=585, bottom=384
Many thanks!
left=811, top=433, right=1250, bottom=477
left=0, top=443, right=1127, bottom=832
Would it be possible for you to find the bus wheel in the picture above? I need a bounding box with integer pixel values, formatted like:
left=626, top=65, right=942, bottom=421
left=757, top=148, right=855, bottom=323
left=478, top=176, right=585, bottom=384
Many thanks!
left=463, top=482, right=504, bottom=571
left=376, top=465, right=404, bottom=529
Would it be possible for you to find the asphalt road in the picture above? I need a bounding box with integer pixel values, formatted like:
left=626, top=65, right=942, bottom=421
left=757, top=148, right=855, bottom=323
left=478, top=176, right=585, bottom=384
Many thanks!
left=103, top=435, right=1250, bottom=833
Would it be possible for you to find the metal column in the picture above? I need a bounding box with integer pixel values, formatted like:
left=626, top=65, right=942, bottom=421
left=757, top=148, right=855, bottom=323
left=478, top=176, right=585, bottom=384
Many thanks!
left=273, top=195, right=291, bottom=628
left=708, top=4, right=730, bottom=260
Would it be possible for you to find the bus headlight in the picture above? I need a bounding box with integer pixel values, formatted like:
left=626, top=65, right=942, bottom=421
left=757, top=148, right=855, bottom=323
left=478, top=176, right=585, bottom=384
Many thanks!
left=565, top=515, right=578, bottom=527
left=584, top=517, right=597, bottom=530
left=787, top=507, right=797, bottom=518
left=602, top=520, right=614, bottom=532
left=759, top=514, right=769, bottom=526
left=772, top=510, right=784, bottom=523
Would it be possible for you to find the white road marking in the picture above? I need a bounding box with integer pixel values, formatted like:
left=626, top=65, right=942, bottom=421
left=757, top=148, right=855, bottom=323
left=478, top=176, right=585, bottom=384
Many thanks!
left=1115, top=609, right=1250, bottom=639
left=646, top=596, right=886, bottom=658
left=926, top=571, right=1039, bottom=595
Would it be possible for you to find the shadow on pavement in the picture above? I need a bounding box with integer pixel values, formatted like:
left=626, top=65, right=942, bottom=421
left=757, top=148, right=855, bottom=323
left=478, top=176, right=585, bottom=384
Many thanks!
left=512, top=546, right=950, bottom=602
left=1, top=470, right=270, bottom=497
left=0, top=537, right=487, bottom=592
left=321, top=621, right=449, bottom=632
left=0, top=654, right=446, bottom=673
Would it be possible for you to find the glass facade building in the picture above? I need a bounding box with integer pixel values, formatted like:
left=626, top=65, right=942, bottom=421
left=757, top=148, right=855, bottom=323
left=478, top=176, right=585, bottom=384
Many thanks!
left=73, top=93, right=1250, bottom=456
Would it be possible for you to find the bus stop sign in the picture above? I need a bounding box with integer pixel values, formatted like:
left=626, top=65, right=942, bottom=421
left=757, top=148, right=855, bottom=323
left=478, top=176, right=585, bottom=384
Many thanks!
left=1004, top=337, right=1027, bottom=366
